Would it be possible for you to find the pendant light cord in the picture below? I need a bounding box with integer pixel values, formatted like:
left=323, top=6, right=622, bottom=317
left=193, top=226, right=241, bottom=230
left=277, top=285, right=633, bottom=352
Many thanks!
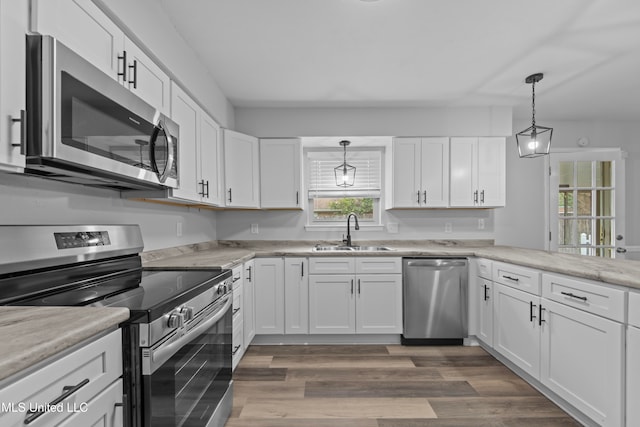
left=531, top=79, right=536, bottom=127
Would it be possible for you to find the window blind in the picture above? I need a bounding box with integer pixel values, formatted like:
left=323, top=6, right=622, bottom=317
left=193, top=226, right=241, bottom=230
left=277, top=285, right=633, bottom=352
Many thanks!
left=308, top=150, right=381, bottom=198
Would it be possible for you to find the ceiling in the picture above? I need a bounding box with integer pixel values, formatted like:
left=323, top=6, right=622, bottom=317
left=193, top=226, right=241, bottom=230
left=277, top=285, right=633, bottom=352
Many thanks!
left=159, top=0, right=640, bottom=121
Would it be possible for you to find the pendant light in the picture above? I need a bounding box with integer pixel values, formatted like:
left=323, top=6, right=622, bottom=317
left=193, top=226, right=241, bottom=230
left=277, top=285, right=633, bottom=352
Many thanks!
left=334, top=140, right=356, bottom=187
left=516, top=73, right=553, bottom=158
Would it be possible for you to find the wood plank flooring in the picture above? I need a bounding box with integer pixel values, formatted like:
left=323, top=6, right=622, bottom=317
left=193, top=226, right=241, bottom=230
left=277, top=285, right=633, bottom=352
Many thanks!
left=225, top=345, right=580, bottom=427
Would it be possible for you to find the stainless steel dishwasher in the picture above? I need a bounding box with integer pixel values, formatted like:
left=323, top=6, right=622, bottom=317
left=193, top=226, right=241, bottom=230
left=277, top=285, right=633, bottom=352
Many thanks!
left=402, top=258, right=468, bottom=345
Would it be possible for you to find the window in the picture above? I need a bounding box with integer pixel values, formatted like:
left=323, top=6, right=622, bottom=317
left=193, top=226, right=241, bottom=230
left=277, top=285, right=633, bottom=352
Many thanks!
left=307, top=149, right=382, bottom=226
left=549, top=150, right=625, bottom=258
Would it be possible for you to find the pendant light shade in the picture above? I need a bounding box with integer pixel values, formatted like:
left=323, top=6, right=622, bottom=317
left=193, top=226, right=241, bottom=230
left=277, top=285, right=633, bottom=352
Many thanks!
left=516, top=73, right=553, bottom=158
left=334, top=140, right=356, bottom=187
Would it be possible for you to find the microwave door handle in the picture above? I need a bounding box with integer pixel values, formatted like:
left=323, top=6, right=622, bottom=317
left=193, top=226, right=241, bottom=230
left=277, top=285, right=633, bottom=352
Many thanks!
left=149, top=120, right=174, bottom=184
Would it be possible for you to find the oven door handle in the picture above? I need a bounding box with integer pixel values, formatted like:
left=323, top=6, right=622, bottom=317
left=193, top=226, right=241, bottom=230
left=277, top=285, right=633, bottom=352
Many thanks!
left=146, top=296, right=231, bottom=374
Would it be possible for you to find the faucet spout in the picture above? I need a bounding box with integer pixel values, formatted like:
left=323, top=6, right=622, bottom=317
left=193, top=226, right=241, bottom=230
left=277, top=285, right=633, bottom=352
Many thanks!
left=344, top=213, right=359, bottom=247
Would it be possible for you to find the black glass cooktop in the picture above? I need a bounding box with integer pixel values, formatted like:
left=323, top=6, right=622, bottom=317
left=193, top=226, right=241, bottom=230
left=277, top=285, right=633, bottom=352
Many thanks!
left=0, top=256, right=230, bottom=322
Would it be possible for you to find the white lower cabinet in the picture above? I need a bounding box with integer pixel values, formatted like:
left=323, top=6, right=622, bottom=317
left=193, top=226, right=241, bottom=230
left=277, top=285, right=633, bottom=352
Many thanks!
left=492, top=283, right=541, bottom=378
left=540, top=299, right=624, bottom=427
left=628, top=325, right=640, bottom=427
left=254, top=258, right=284, bottom=334
left=284, top=258, right=309, bottom=334
left=231, top=264, right=244, bottom=370
left=309, top=274, right=355, bottom=334
left=355, top=274, right=402, bottom=333
left=243, top=259, right=256, bottom=345
left=308, top=257, right=402, bottom=334
left=477, top=277, right=493, bottom=346
left=0, top=329, right=123, bottom=427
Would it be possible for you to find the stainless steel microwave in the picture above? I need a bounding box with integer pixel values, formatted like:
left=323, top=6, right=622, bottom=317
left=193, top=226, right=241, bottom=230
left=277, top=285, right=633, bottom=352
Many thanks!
left=25, top=35, right=178, bottom=191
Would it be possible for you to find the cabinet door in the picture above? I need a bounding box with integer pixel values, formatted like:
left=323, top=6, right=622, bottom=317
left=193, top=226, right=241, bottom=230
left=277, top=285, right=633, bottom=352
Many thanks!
left=254, top=258, right=284, bottom=334
left=260, top=139, right=302, bottom=209
left=199, top=113, right=222, bottom=206
left=309, top=275, right=355, bottom=334
left=477, top=137, right=505, bottom=207
left=421, top=137, right=449, bottom=207
left=0, top=0, right=28, bottom=170
left=449, top=137, right=478, bottom=207
left=170, top=83, right=200, bottom=202
left=123, top=37, right=170, bottom=115
left=355, top=274, right=402, bottom=333
left=493, top=283, right=540, bottom=378
left=392, top=137, right=422, bottom=208
left=31, top=0, right=125, bottom=81
left=540, top=299, right=623, bottom=427
left=243, top=259, right=256, bottom=344
left=284, top=258, right=309, bottom=334
left=628, top=326, right=640, bottom=427
left=223, top=129, right=260, bottom=208
left=477, top=278, right=493, bottom=346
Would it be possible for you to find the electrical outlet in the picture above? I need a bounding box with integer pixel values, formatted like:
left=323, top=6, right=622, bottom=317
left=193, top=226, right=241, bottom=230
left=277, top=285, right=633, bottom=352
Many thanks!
left=176, top=222, right=183, bottom=237
left=251, top=224, right=259, bottom=234
left=478, top=218, right=485, bottom=230
left=445, top=222, right=452, bottom=233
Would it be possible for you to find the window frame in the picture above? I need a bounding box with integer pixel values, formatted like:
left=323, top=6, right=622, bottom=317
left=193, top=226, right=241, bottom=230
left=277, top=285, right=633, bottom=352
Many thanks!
left=304, top=146, right=385, bottom=230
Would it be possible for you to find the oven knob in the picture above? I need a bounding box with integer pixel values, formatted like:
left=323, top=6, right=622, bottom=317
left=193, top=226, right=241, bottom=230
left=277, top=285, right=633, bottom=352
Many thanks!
left=180, top=306, right=194, bottom=321
left=167, top=312, right=184, bottom=328
left=217, top=284, right=227, bottom=295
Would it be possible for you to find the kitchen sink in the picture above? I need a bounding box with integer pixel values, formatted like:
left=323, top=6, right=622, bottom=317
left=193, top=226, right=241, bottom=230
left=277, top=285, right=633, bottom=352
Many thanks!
left=312, top=245, right=393, bottom=252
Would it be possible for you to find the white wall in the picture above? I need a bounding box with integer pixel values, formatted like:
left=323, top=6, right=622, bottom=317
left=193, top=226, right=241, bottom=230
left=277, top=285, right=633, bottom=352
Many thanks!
left=235, top=106, right=512, bottom=137
left=93, top=0, right=234, bottom=128
left=495, top=119, right=639, bottom=251
left=0, top=174, right=217, bottom=250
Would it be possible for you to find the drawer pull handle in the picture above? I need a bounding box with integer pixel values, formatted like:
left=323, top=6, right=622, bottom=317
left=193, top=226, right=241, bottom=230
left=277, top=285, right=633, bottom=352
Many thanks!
left=503, top=275, right=519, bottom=282
left=560, top=291, right=587, bottom=302
left=232, top=344, right=242, bottom=355
left=539, top=305, right=546, bottom=326
left=233, top=307, right=241, bottom=315
left=483, top=284, right=490, bottom=301
left=233, top=276, right=241, bottom=282
left=24, top=378, right=89, bottom=424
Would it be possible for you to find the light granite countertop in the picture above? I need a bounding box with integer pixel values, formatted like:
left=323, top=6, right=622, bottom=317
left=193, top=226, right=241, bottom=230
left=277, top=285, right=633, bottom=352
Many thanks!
left=0, top=306, right=129, bottom=383
left=142, top=240, right=640, bottom=290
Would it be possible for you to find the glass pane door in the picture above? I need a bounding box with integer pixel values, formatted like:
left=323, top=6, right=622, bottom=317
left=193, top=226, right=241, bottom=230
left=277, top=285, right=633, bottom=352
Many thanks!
left=550, top=150, right=625, bottom=258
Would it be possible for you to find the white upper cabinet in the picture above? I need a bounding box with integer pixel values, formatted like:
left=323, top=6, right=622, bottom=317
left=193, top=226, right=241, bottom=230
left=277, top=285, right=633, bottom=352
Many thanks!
left=31, top=0, right=170, bottom=114
left=0, top=0, right=28, bottom=171
left=122, top=37, right=170, bottom=114
left=450, top=137, right=505, bottom=207
left=260, top=138, right=302, bottom=209
left=223, top=129, right=260, bottom=208
left=170, top=83, right=222, bottom=206
left=392, top=137, right=449, bottom=208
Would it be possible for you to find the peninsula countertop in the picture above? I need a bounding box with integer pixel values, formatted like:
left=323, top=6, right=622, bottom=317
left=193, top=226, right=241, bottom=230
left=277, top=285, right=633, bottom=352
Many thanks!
left=0, top=306, right=129, bottom=383
left=142, top=240, right=640, bottom=290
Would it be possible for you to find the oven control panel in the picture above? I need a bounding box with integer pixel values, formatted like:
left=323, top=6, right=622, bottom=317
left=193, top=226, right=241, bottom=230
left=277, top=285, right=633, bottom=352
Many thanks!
left=54, top=231, right=111, bottom=249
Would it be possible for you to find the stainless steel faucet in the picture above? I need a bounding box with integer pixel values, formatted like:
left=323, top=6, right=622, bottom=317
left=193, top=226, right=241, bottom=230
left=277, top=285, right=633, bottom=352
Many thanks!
left=343, top=213, right=360, bottom=247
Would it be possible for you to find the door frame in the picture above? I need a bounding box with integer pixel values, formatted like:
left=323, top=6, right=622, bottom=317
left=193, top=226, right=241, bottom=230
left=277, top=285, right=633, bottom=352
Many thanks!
left=546, top=148, right=626, bottom=257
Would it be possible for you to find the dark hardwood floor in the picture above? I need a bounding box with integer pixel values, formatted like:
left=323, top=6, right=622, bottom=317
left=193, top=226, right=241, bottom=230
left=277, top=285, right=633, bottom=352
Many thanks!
left=226, top=344, right=581, bottom=427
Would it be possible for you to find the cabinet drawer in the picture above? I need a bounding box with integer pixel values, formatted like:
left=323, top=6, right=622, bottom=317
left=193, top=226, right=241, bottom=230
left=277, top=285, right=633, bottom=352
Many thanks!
left=57, top=378, right=123, bottom=427
left=355, top=257, right=401, bottom=274
left=0, top=329, right=122, bottom=427
left=232, top=321, right=244, bottom=369
left=493, top=262, right=540, bottom=294
left=475, top=258, right=493, bottom=280
left=542, top=273, right=626, bottom=322
left=232, top=287, right=243, bottom=322
left=309, top=257, right=355, bottom=274
left=231, top=264, right=243, bottom=290
left=630, top=291, right=640, bottom=328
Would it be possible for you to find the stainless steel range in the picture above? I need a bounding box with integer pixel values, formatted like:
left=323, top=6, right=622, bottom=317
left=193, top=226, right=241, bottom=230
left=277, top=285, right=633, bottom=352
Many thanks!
left=0, top=225, right=233, bottom=427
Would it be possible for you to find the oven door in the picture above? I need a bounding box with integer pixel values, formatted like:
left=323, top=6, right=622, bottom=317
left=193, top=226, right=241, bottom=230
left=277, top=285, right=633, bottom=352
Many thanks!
left=141, top=295, right=232, bottom=427
left=26, top=35, right=178, bottom=189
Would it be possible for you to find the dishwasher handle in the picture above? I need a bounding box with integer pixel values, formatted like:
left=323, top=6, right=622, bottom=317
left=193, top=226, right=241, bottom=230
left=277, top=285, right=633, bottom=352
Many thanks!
left=405, top=259, right=467, bottom=268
